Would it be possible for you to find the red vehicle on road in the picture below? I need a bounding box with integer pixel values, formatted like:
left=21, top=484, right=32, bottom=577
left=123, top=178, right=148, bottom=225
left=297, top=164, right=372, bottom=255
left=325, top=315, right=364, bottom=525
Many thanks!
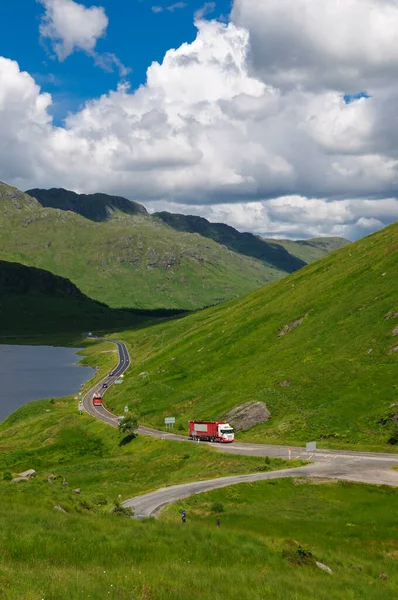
left=189, top=421, right=234, bottom=443
left=92, top=393, right=103, bottom=406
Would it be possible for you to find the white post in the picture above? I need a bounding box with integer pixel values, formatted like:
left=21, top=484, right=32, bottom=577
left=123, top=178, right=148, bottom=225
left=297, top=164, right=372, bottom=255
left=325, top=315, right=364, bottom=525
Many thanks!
left=288, top=447, right=291, bottom=460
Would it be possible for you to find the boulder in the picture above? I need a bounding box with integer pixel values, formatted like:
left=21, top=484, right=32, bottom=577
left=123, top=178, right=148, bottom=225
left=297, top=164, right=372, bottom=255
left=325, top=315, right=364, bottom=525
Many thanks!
left=278, top=314, right=308, bottom=338
left=18, top=469, right=36, bottom=479
left=74, top=488, right=81, bottom=495
left=316, top=561, right=333, bottom=574
left=279, top=380, right=292, bottom=387
left=392, top=327, right=398, bottom=337
left=54, top=505, right=67, bottom=513
left=12, top=476, right=29, bottom=483
left=225, top=401, right=270, bottom=432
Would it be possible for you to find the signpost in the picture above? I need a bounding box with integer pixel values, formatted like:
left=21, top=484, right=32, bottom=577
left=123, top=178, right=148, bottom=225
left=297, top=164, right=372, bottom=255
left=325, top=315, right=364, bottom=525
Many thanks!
left=165, top=417, right=176, bottom=431
left=124, top=406, right=129, bottom=414
left=306, top=441, right=317, bottom=454
left=78, top=401, right=84, bottom=415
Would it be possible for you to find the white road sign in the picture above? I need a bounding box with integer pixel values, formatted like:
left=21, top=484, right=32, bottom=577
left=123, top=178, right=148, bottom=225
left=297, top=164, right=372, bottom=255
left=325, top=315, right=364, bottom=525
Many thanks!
left=165, top=417, right=176, bottom=424
left=124, top=405, right=129, bottom=413
left=306, top=441, right=317, bottom=452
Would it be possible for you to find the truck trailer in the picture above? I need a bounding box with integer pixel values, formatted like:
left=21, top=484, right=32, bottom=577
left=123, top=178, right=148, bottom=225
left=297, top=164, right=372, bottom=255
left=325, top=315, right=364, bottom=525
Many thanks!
left=92, top=393, right=103, bottom=406
left=189, top=420, right=234, bottom=443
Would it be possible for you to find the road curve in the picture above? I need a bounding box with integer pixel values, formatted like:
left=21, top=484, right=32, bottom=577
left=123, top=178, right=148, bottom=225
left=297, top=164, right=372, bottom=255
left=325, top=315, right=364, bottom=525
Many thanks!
left=82, top=338, right=130, bottom=425
left=83, top=338, right=398, bottom=517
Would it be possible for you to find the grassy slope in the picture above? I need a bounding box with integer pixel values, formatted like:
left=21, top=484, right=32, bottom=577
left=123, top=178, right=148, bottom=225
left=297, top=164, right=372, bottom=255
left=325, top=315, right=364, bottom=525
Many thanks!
left=0, top=260, right=151, bottom=336
left=154, top=211, right=307, bottom=273
left=103, top=221, right=398, bottom=450
left=262, top=236, right=351, bottom=264
left=0, top=183, right=283, bottom=310
left=0, top=340, right=397, bottom=599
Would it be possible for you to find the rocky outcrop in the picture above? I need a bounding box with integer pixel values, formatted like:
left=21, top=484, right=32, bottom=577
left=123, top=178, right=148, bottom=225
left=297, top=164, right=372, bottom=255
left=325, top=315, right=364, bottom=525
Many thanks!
left=385, top=311, right=398, bottom=320
left=12, top=469, right=36, bottom=483
left=278, top=314, right=308, bottom=338
left=225, top=401, right=270, bottom=431
left=279, top=380, right=292, bottom=387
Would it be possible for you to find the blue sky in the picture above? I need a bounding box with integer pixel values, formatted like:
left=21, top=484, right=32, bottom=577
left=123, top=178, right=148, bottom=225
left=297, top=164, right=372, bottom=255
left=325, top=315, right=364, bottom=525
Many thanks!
left=0, top=0, right=230, bottom=123
left=1, top=0, right=398, bottom=240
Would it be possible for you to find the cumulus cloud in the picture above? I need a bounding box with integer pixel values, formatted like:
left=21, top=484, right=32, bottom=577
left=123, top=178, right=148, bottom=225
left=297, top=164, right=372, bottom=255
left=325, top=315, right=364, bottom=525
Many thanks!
left=1, top=1, right=398, bottom=239
left=38, top=0, right=108, bottom=60
left=38, top=0, right=129, bottom=76
left=232, top=0, right=398, bottom=92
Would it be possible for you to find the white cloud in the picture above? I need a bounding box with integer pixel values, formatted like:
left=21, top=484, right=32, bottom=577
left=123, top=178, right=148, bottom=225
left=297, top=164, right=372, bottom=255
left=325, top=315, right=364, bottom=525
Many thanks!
left=38, top=0, right=108, bottom=60
left=1, top=1, right=398, bottom=239
left=152, top=2, right=187, bottom=13
left=231, top=0, right=398, bottom=92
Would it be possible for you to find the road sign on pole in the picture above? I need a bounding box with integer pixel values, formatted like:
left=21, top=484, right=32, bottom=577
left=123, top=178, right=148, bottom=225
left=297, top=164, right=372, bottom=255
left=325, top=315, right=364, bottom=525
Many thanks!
left=124, top=405, right=129, bottom=413
left=165, top=417, right=176, bottom=430
left=306, top=441, right=317, bottom=453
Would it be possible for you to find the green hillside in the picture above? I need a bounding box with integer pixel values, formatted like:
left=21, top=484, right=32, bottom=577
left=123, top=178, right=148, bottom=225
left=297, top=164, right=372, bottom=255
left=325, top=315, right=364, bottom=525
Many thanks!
left=104, top=221, right=398, bottom=450
left=1, top=341, right=395, bottom=600
left=0, top=183, right=287, bottom=310
left=154, top=211, right=307, bottom=272
left=0, top=259, right=148, bottom=336
left=262, top=236, right=350, bottom=264
left=27, top=187, right=147, bottom=222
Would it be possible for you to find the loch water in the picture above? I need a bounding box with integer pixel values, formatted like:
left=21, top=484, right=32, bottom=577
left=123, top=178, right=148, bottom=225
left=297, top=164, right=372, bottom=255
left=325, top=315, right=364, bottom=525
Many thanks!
left=0, top=345, right=95, bottom=422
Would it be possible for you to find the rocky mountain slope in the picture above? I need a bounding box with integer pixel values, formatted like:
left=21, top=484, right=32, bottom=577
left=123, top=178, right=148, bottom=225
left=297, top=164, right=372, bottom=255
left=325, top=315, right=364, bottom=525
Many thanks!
left=0, top=183, right=281, bottom=310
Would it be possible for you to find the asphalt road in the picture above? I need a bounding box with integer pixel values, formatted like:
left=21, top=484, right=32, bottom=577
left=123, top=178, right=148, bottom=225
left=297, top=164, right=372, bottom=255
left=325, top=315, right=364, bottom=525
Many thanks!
left=83, top=338, right=398, bottom=518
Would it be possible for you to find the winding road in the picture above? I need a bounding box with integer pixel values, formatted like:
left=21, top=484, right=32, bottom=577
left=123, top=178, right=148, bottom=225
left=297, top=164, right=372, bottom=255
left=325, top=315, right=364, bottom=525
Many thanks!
left=83, top=339, right=398, bottom=518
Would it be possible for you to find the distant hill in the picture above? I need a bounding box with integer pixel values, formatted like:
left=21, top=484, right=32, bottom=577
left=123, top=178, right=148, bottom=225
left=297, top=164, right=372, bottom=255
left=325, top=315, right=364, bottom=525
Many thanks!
left=106, top=220, right=398, bottom=450
left=0, top=259, right=148, bottom=336
left=27, top=188, right=148, bottom=222
left=0, top=183, right=284, bottom=310
left=261, top=236, right=350, bottom=264
left=154, top=212, right=306, bottom=273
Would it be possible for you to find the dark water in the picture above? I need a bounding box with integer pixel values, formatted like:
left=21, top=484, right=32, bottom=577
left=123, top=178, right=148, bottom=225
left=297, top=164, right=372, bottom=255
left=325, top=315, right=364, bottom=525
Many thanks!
left=0, top=345, right=95, bottom=422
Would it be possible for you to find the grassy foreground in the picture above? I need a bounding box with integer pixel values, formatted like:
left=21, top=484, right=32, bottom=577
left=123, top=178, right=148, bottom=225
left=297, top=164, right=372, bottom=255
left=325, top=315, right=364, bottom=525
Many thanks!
left=101, top=221, right=398, bottom=450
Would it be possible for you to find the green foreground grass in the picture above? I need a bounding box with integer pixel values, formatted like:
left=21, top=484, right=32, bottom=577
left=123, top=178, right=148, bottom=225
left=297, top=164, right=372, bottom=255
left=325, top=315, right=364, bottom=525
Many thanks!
left=101, top=221, right=398, bottom=451
left=1, top=339, right=398, bottom=599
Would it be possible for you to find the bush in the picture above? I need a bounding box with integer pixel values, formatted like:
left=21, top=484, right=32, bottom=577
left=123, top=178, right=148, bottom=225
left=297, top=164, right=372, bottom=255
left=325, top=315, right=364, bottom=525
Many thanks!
left=388, top=423, right=398, bottom=445
left=282, top=543, right=316, bottom=566
left=210, top=501, right=225, bottom=514
left=3, top=472, right=12, bottom=481
left=112, top=500, right=134, bottom=518
left=178, top=424, right=185, bottom=432
left=91, top=494, right=108, bottom=506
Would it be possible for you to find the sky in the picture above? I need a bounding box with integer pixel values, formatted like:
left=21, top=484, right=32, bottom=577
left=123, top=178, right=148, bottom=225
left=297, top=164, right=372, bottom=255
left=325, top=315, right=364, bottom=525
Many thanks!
left=1, top=0, right=398, bottom=240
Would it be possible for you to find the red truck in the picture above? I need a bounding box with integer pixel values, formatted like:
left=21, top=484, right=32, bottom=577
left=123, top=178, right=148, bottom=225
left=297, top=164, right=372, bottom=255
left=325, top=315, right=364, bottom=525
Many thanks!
left=92, top=393, right=103, bottom=406
left=189, top=420, right=234, bottom=443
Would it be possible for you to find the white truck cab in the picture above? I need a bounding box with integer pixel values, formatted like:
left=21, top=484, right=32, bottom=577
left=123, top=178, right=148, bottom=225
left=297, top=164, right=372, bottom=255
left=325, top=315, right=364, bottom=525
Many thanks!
left=218, top=423, right=234, bottom=442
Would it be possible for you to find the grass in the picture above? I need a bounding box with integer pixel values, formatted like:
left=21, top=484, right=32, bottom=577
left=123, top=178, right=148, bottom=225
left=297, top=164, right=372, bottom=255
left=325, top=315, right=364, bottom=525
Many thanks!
left=0, top=331, right=397, bottom=598
left=0, top=337, right=307, bottom=600
left=99, top=221, right=398, bottom=451
left=0, top=182, right=284, bottom=310
left=1, top=476, right=398, bottom=599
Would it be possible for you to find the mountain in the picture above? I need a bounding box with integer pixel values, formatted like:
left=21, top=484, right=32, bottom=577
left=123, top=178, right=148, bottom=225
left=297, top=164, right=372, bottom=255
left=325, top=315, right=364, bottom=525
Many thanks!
left=154, top=212, right=307, bottom=273
left=107, top=221, right=398, bottom=449
left=0, top=183, right=292, bottom=310
left=0, top=259, right=149, bottom=336
left=261, top=236, right=350, bottom=264
left=26, top=187, right=148, bottom=222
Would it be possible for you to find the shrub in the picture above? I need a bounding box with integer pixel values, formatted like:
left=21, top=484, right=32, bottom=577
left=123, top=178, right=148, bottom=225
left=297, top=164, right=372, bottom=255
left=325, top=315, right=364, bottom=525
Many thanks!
left=91, top=494, right=108, bottom=506
left=3, top=472, right=12, bottom=481
left=211, top=501, right=225, bottom=514
left=112, top=500, right=134, bottom=518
